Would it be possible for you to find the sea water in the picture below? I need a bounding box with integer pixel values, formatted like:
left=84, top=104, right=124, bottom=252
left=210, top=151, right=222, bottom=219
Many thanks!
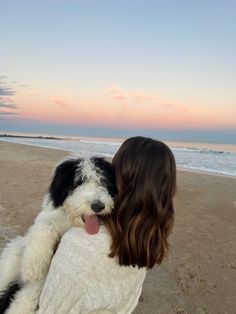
left=1, top=135, right=236, bottom=177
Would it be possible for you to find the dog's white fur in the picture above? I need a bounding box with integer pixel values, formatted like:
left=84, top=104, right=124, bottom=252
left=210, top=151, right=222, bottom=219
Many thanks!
left=0, top=157, right=114, bottom=314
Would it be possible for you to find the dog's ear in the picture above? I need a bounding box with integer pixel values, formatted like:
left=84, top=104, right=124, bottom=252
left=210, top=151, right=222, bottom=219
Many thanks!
left=92, top=157, right=117, bottom=198
left=49, top=159, right=81, bottom=208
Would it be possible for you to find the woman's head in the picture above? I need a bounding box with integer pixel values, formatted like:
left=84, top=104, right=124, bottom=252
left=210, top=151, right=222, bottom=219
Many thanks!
left=104, top=136, right=176, bottom=269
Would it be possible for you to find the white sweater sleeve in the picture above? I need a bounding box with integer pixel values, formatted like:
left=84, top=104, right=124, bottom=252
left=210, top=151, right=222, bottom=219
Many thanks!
left=38, top=227, right=146, bottom=314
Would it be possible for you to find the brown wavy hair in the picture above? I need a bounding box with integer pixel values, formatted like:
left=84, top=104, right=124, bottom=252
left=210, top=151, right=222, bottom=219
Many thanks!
left=104, top=136, right=176, bottom=269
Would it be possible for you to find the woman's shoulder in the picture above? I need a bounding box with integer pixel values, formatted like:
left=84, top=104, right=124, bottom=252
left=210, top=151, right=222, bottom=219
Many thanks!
left=63, top=225, right=110, bottom=242
left=58, top=226, right=146, bottom=276
left=60, top=225, right=111, bottom=254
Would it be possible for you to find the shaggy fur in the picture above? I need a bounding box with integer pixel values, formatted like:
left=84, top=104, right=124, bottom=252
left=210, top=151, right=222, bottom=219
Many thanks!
left=0, top=157, right=116, bottom=314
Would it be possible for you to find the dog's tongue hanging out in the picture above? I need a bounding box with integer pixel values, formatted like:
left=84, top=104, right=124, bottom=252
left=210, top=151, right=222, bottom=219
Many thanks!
left=85, top=215, right=99, bottom=235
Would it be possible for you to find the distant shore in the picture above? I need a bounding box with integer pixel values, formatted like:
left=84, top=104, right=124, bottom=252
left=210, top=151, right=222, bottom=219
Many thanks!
left=0, top=133, right=63, bottom=140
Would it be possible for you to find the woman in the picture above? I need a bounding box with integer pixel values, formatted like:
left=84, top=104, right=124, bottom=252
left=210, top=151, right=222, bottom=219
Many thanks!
left=37, top=136, right=176, bottom=313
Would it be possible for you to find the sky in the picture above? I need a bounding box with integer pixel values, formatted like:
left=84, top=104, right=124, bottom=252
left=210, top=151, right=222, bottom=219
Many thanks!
left=0, top=0, right=236, bottom=143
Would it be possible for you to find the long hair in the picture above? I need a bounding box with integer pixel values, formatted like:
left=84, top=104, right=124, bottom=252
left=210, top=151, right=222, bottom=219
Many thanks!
left=104, top=136, right=176, bottom=269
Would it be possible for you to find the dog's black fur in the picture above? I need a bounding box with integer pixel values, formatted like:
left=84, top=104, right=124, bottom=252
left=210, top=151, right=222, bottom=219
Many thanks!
left=49, top=157, right=116, bottom=208
left=0, top=282, right=21, bottom=314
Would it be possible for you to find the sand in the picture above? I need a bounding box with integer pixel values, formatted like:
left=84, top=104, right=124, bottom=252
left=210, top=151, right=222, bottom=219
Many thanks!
left=0, top=141, right=235, bottom=314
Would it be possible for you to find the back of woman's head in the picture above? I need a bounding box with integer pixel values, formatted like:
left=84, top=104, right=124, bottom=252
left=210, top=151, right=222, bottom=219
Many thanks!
left=104, top=136, right=176, bottom=269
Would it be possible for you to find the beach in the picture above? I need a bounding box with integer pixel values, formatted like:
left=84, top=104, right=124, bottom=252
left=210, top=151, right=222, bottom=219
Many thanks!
left=0, top=141, right=235, bottom=314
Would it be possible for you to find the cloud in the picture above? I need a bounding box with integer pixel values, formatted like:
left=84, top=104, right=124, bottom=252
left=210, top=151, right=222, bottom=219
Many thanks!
left=52, top=98, right=67, bottom=106
left=0, top=111, right=20, bottom=115
left=160, top=103, right=188, bottom=112
left=52, top=95, right=72, bottom=106
left=0, top=97, right=18, bottom=109
left=160, top=103, right=176, bottom=107
left=0, top=75, right=16, bottom=96
left=0, top=86, right=15, bottom=96
left=106, top=86, right=127, bottom=102
left=106, top=86, right=159, bottom=104
left=0, top=75, right=29, bottom=96
left=0, top=75, right=27, bottom=115
left=0, top=103, right=17, bottom=109
left=133, top=92, right=159, bottom=103
left=106, top=85, right=189, bottom=119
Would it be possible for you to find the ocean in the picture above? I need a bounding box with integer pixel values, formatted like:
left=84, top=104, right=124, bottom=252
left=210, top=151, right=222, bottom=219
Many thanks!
left=1, top=134, right=236, bottom=177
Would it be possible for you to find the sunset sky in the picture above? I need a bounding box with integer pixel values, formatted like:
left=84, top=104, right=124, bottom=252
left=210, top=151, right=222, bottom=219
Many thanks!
left=1, top=1, right=236, bottom=142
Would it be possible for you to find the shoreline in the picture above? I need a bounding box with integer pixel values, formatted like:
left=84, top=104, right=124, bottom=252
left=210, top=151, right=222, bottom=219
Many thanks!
left=1, top=139, right=235, bottom=179
left=1, top=133, right=236, bottom=148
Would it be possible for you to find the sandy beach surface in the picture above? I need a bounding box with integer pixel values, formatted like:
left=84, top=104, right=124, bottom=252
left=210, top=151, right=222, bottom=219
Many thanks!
left=0, top=141, right=235, bottom=314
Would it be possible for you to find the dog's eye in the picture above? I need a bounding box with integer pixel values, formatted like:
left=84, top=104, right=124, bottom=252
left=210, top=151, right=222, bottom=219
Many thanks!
left=74, top=177, right=83, bottom=187
left=101, top=178, right=117, bottom=198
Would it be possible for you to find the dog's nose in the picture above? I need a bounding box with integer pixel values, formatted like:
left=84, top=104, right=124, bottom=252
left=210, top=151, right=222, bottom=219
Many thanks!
left=91, top=201, right=105, bottom=213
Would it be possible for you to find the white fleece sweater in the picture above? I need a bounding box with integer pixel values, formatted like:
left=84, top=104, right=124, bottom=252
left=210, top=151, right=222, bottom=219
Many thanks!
left=37, top=227, right=147, bottom=314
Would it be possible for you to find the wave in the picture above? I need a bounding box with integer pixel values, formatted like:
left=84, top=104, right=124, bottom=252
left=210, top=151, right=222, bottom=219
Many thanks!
left=179, top=165, right=236, bottom=177
left=79, top=139, right=122, bottom=146
left=172, top=147, right=233, bottom=155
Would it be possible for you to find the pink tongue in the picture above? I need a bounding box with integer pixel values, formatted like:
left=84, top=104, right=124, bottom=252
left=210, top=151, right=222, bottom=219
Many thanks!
left=85, top=215, right=99, bottom=235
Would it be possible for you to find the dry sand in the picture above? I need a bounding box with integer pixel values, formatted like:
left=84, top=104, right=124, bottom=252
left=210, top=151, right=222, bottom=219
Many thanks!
left=0, top=141, right=235, bottom=314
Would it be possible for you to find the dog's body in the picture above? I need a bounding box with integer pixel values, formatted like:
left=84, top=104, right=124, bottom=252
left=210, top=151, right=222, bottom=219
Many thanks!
left=0, top=157, right=116, bottom=314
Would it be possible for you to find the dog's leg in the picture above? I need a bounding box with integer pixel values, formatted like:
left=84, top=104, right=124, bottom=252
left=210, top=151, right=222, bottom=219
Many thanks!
left=21, top=209, right=71, bottom=282
left=20, top=224, right=61, bottom=282
left=5, top=281, right=44, bottom=314
left=0, top=236, right=25, bottom=292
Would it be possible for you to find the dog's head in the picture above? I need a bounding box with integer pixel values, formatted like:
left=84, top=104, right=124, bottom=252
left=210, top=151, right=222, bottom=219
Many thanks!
left=44, top=157, right=116, bottom=230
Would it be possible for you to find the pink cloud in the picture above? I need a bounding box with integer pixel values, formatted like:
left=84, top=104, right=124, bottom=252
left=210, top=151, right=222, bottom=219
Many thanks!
left=106, top=86, right=127, bottom=102
left=105, top=86, right=189, bottom=115
left=106, top=86, right=159, bottom=104
left=52, top=95, right=72, bottom=107
left=133, top=92, right=159, bottom=103
left=160, top=103, right=188, bottom=112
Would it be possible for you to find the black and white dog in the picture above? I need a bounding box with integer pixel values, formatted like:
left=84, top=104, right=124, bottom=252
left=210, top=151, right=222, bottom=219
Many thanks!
left=0, top=157, right=116, bottom=314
